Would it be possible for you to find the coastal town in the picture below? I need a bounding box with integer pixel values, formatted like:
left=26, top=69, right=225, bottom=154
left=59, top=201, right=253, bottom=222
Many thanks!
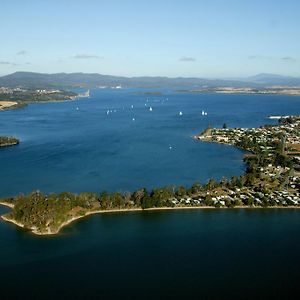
left=194, top=116, right=300, bottom=207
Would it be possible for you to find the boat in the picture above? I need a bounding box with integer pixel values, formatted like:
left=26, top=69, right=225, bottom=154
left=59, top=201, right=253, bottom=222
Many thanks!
left=132, top=118, right=135, bottom=121
left=179, top=111, right=183, bottom=116
left=149, top=107, right=153, bottom=112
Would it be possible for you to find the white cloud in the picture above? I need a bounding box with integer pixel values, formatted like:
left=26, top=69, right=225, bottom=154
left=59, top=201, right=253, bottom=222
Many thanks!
left=179, top=56, right=196, bottom=62
left=17, top=50, right=27, bottom=55
left=72, top=54, right=102, bottom=59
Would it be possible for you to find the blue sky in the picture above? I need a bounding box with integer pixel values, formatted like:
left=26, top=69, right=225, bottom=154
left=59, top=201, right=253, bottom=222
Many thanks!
left=0, top=0, right=299, bottom=77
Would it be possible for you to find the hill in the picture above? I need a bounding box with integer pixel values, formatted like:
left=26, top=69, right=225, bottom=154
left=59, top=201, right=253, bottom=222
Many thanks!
left=0, top=71, right=260, bottom=89
left=245, top=73, right=300, bottom=86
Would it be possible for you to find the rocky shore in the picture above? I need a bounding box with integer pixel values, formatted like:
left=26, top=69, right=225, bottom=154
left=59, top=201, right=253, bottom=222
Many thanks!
left=0, top=136, right=19, bottom=148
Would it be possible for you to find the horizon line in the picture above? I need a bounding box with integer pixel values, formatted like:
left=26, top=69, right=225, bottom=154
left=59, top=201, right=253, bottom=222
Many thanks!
left=0, top=71, right=299, bottom=80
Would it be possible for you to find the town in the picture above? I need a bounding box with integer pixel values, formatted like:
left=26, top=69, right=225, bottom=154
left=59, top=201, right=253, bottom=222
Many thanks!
left=193, top=116, right=300, bottom=207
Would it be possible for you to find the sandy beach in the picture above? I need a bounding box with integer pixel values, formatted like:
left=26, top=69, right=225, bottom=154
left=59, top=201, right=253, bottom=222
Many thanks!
left=0, top=101, right=19, bottom=110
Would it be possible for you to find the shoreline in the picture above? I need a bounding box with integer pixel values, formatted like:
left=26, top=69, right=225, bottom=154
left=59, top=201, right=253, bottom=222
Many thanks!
left=0, top=94, right=83, bottom=111
left=0, top=101, right=20, bottom=111
left=0, top=201, right=14, bottom=208
left=176, top=90, right=300, bottom=97
left=1, top=205, right=299, bottom=236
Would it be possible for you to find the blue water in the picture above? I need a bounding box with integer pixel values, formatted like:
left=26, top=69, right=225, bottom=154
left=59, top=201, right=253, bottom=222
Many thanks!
left=1, top=90, right=299, bottom=198
left=0, top=207, right=299, bottom=299
left=1, top=91, right=300, bottom=299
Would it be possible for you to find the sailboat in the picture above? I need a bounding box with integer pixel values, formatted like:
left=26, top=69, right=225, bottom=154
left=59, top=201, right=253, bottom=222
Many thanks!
left=201, top=110, right=205, bottom=116
left=149, top=107, right=153, bottom=112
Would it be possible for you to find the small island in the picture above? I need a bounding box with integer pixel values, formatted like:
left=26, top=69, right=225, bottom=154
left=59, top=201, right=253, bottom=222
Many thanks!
left=0, top=136, right=19, bottom=147
left=0, top=116, right=299, bottom=235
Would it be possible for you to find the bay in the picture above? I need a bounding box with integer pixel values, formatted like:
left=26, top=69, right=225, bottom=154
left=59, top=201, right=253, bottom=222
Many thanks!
left=1, top=90, right=299, bottom=197
left=0, top=91, right=300, bottom=299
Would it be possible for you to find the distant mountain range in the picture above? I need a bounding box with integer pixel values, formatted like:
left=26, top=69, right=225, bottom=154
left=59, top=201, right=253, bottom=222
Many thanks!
left=242, top=73, right=300, bottom=86
left=0, top=72, right=300, bottom=89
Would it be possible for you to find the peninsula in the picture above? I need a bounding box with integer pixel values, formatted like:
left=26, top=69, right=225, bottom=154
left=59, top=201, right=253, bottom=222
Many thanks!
left=0, top=87, right=78, bottom=111
left=177, top=87, right=300, bottom=96
left=1, top=116, right=299, bottom=235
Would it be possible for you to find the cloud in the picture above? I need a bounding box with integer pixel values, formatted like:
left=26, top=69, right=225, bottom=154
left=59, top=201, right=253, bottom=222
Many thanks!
left=248, top=55, right=271, bottom=60
left=72, top=54, right=102, bottom=59
left=0, top=61, right=17, bottom=65
left=248, top=55, right=296, bottom=62
left=17, top=50, right=27, bottom=55
left=179, top=56, right=196, bottom=62
left=281, top=56, right=296, bottom=62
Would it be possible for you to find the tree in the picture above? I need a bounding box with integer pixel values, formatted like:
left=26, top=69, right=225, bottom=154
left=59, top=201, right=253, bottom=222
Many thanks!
left=132, top=188, right=146, bottom=206
left=205, top=179, right=218, bottom=191
left=123, top=192, right=132, bottom=207
left=176, top=186, right=187, bottom=197
left=204, top=195, right=213, bottom=206
left=151, top=187, right=173, bottom=207
left=190, top=182, right=202, bottom=194
left=99, top=192, right=111, bottom=209
left=141, top=194, right=153, bottom=209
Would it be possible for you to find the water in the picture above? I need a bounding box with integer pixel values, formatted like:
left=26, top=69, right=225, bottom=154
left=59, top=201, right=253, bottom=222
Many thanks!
left=0, top=91, right=300, bottom=299
left=1, top=90, right=299, bottom=198
left=0, top=207, right=299, bottom=299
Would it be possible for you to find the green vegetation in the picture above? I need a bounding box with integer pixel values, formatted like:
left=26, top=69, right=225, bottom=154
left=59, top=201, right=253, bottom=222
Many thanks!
left=0, top=89, right=76, bottom=103
left=3, top=192, right=98, bottom=234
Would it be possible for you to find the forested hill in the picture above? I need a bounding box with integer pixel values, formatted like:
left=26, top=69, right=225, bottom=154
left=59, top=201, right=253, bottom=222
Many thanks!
left=0, top=71, right=259, bottom=89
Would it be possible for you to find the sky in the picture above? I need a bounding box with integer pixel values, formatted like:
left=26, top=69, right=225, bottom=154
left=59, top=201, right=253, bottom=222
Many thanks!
left=0, top=0, right=300, bottom=77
